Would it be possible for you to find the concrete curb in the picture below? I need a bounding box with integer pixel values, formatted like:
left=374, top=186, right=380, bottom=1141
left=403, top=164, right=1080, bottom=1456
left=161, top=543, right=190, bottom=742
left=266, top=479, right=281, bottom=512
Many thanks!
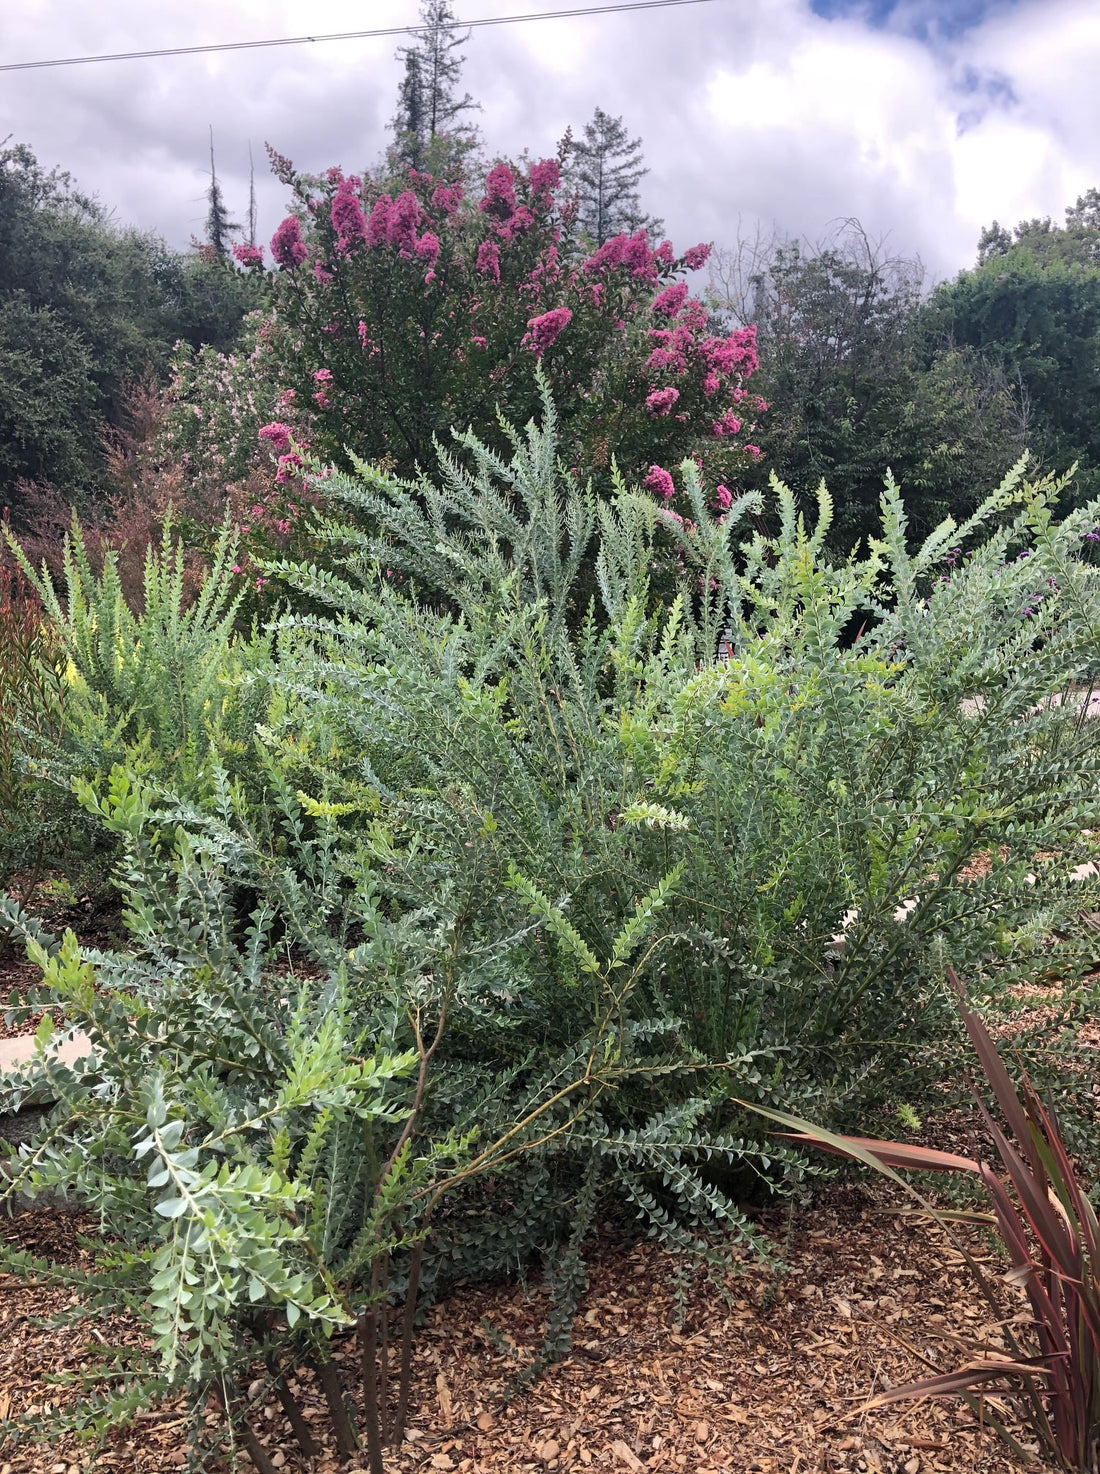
left=0, top=1032, right=92, bottom=1075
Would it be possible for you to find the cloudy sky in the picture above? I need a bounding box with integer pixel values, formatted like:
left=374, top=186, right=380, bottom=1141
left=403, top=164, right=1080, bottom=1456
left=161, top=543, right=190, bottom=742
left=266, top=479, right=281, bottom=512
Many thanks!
left=2, top=0, right=1097, bottom=283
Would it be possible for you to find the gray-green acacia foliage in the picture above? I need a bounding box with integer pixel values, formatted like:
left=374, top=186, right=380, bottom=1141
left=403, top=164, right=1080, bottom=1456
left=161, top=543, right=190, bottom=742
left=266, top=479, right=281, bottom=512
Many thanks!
left=5, top=394, right=1100, bottom=1456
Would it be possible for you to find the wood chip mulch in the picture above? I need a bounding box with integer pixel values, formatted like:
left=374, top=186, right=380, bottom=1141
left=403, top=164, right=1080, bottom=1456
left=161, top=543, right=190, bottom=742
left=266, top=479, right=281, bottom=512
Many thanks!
left=1, top=1185, right=1043, bottom=1474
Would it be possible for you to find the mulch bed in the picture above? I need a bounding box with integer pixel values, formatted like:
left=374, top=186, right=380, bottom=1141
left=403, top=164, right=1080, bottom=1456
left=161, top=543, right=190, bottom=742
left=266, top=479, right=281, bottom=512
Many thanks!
left=1, top=1184, right=1038, bottom=1474
left=1, top=881, right=1083, bottom=1471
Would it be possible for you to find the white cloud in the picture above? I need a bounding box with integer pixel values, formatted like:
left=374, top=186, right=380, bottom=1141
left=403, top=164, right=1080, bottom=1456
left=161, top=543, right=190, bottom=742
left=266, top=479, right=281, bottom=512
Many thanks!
left=1, top=0, right=1096, bottom=282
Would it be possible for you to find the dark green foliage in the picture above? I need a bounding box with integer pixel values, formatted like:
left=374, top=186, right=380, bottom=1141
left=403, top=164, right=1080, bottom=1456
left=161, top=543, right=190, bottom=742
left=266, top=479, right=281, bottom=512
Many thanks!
left=391, top=0, right=480, bottom=170
left=0, top=560, right=91, bottom=903
left=0, top=141, right=263, bottom=511
left=930, top=198, right=1100, bottom=506
left=203, top=130, right=240, bottom=262
left=711, top=223, right=1027, bottom=549
left=564, top=107, right=662, bottom=247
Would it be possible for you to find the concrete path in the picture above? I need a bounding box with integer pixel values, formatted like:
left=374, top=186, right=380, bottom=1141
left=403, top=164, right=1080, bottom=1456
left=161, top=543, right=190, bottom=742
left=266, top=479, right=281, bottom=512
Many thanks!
left=0, top=1031, right=92, bottom=1075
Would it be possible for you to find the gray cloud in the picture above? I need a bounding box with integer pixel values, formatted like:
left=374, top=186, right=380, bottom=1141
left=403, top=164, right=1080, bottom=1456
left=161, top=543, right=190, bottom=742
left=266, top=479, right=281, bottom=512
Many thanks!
left=3, top=0, right=1096, bottom=282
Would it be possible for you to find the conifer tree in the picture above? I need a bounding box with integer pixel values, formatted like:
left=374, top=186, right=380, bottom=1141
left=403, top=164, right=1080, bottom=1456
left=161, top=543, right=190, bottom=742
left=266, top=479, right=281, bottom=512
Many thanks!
left=204, top=128, right=238, bottom=261
left=247, top=141, right=258, bottom=247
left=392, top=0, right=480, bottom=170
left=565, top=107, right=662, bottom=247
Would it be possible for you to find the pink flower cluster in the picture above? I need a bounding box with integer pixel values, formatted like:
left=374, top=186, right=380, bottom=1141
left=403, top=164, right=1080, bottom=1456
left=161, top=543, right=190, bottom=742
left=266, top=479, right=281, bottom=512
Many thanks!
left=479, top=163, right=517, bottom=215
left=700, top=324, right=758, bottom=378
left=681, top=243, right=712, bottom=271
left=432, top=183, right=463, bottom=215
left=331, top=177, right=368, bottom=254
left=522, top=306, right=572, bottom=356
left=364, top=190, right=423, bottom=254
left=271, top=216, right=308, bottom=269
left=644, top=466, right=676, bottom=500
left=527, top=158, right=560, bottom=206
left=584, top=230, right=660, bottom=282
left=232, top=242, right=264, bottom=267
left=476, top=239, right=501, bottom=282
left=258, top=422, right=293, bottom=454
left=416, top=230, right=441, bottom=266
left=651, top=283, right=689, bottom=318
left=646, top=387, right=680, bottom=417
left=711, top=410, right=742, bottom=437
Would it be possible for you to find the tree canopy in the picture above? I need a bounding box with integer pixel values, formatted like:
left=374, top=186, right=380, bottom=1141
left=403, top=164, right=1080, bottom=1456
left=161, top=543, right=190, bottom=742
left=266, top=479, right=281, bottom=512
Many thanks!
left=0, top=140, right=263, bottom=517
left=931, top=189, right=1100, bottom=505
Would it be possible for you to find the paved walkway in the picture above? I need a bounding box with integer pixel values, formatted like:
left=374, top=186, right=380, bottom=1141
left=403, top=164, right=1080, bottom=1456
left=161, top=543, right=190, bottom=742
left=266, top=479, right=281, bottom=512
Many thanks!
left=0, top=1031, right=92, bottom=1076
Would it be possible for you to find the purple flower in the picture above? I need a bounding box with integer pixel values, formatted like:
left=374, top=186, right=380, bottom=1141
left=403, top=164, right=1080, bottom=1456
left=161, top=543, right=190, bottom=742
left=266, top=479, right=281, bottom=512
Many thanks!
left=522, top=306, right=572, bottom=356
left=701, top=325, right=759, bottom=378
left=331, top=178, right=368, bottom=254
left=652, top=283, right=689, bottom=318
left=479, top=163, right=517, bottom=214
left=712, top=484, right=732, bottom=511
left=527, top=158, right=560, bottom=205
left=644, top=465, right=675, bottom=501
left=681, top=242, right=712, bottom=271
left=232, top=242, right=264, bottom=266
left=646, top=387, right=680, bottom=417
left=271, top=216, right=308, bottom=269
left=386, top=191, right=422, bottom=253
left=432, top=183, right=464, bottom=215
left=584, top=234, right=627, bottom=274
left=711, top=410, right=742, bottom=437
left=415, top=231, right=441, bottom=266
left=624, top=230, right=656, bottom=280
left=366, top=194, right=394, bottom=246
left=259, top=422, right=293, bottom=454
left=476, top=239, right=501, bottom=282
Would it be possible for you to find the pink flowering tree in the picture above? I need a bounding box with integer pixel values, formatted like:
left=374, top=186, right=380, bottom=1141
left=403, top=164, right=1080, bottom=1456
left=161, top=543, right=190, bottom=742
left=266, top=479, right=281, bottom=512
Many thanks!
left=228, top=151, right=764, bottom=502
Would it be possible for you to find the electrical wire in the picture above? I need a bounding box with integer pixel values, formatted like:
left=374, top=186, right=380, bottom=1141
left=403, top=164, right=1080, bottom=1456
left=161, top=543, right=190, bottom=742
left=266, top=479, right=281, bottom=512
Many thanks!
left=0, top=0, right=722, bottom=74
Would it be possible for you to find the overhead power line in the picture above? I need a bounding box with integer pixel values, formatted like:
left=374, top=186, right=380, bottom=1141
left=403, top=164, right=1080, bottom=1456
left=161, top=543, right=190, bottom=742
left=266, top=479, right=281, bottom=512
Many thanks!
left=0, top=0, right=722, bottom=74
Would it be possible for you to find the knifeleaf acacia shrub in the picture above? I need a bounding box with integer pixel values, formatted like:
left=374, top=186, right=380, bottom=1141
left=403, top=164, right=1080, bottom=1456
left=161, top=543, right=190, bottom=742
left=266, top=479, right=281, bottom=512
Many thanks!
left=6, top=398, right=1100, bottom=1460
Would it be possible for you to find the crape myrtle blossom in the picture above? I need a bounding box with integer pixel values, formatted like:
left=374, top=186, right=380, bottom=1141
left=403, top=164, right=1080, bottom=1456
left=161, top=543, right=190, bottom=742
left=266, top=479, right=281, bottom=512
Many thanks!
left=527, top=158, right=560, bottom=206
left=523, top=307, right=572, bottom=356
left=237, top=149, right=766, bottom=520
left=645, top=465, right=676, bottom=500
left=480, top=162, right=517, bottom=215
left=476, top=239, right=501, bottom=282
left=712, top=410, right=742, bottom=437
left=652, top=283, right=689, bottom=318
left=431, top=183, right=463, bottom=215
left=232, top=242, right=264, bottom=267
left=366, top=195, right=393, bottom=247
left=682, top=243, right=712, bottom=271
left=271, top=216, right=308, bottom=269
left=416, top=232, right=441, bottom=266
left=387, top=191, right=422, bottom=254
left=331, top=177, right=368, bottom=254
left=646, top=387, right=680, bottom=417
left=258, top=422, right=293, bottom=455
